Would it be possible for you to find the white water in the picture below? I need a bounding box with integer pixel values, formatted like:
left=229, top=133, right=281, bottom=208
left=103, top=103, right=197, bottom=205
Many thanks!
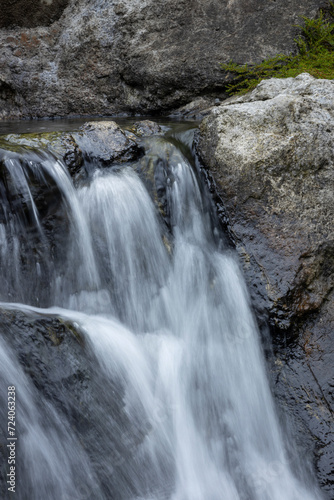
left=0, top=132, right=323, bottom=499
left=0, top=335, right=103, bottom=500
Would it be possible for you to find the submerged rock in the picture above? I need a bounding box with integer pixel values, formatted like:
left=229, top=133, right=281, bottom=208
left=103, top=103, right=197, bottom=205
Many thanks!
left=197, top=73, right=334, bottom=496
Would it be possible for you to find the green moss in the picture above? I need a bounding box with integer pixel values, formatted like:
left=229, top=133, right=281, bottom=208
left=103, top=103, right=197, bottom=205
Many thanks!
left=61, top=319, right=85, bottom=346
left=221, top=4, right=334, bottom=95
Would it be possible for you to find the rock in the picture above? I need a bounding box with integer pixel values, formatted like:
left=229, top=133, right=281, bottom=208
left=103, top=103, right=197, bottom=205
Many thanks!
left=0, top=140, right=66, bottom=220
left=0, top=72, right=28, bottom=120
left=61, top=134, right=84, bottom=175
left=197, top=72, right=334, bottom=496
left=270, top=298, right=334, bottom=498
left=197, top=73, right=334, bottom=328
left=0, top=307, right=141, bottom=499
left=130, top=120, right=163, bottom=137
left=169, top=97, right=216, bottom=120
left=0, top=144, right=71, bottom=304
left=1, top=121, right=143, bottom=177
left=1, top=131, right=84, bottom=175
left=73, top=121, right=143, bottom=165
left=0, top=131, right=84, bottom=184
left=0, top=0, right=70, bottom=29
left=0, top=0, right=322, bottom=118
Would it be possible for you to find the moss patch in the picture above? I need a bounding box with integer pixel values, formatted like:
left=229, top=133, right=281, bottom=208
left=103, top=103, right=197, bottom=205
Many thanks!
left=221, top=3, right=334, bottom=95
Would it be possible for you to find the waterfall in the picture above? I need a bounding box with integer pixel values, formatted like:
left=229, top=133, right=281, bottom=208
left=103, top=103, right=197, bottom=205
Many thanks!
left=0, top=126, right=323, bottom=499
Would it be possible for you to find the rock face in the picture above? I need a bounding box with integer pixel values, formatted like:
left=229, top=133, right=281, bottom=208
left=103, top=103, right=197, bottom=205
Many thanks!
left=0, top=307, right=141, bottom=500
left=0, top=0, right=322, bottom=118
left=197, top=73, right=334, bottom=329
left=197, top=73, right=334, bottom=496
left=74, top=121, right=143, bottom=165
left=0, top=0, right=70, bottom=29
left=1, top=120, right=145, bottom=179
left=130, top=120, right=163, bottom=137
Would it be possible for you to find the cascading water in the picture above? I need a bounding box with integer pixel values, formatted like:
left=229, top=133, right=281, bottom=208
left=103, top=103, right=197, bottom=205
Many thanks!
left=0, top=124, right=323, bottom=499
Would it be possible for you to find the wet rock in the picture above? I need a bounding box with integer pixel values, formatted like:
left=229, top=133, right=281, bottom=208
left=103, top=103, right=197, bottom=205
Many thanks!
left=73, top=121, right=143, bottom=165
left=130, top=120, right=163, bottom=137
left=197, top=73, right=334, bottom=329
left=0, top=142, right=66, bottom=222
left=135, top=136, right=181, bottom=226
left=0, top=309, right=86, bottom=393
left=0, top=143, right=74, bottom=306
left=271, top=294, right=334, bottom=497
left=169, top=97, right=216, bottom=120
left=60, top=134, right=84, bottom=175
left=0, top=307, right=140, bottom=499
left=1, top=121, right=143, bottom=176
left=1, top=131, right=84, bottom=176
left=197, top=72, right=334, bottom=496
left=0, top=0, right=322, bottom=118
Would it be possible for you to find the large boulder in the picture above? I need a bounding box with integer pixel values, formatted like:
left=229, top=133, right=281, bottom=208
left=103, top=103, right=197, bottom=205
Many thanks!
left=0, top=0, right=322, bottom=118
left=197, top=73, right=334, bottom=329
left=0, top=307, right=141, bottom=500
left=73, top=121, right=143, bottom=165
left=197, top=73, right=334, bottom=496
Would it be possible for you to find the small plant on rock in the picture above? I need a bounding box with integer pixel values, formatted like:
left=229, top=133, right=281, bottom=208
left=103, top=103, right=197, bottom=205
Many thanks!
left=221, top=3, right=334, bottom=95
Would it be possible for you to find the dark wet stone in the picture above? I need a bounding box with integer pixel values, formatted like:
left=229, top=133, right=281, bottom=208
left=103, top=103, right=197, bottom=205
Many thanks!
left=74, top=121, right=143, bottom=166
left=0, top=0, right=70, bottom=29
left=130, top=120, right=163, bottom=137
left=169, top=97, right=216, bottom=120
left=0, top=307, right=143, bottom=499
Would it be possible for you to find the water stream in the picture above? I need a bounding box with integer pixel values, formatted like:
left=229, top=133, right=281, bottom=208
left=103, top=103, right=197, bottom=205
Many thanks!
left=0, top=123, right=323, bottom=499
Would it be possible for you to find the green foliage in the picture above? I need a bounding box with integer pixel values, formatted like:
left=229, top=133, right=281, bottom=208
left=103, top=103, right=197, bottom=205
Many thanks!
left=221, top=4, right=334, bottom=95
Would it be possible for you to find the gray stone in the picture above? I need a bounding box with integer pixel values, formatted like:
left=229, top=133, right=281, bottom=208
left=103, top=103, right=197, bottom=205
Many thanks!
left=198, top=73, right=334, bottom=329
left=130, top=120, right=163, bottom=137
left=1, top=121, right=144, bottom=180
left=0, top=306, right=138, bottom=499
left=1, top=130, right=84, bottom=176
left=74, top=121, right=143, bottom=164
left=197, top=73, right=334, bottom=496
left=0, top=0, right=322, bottom=118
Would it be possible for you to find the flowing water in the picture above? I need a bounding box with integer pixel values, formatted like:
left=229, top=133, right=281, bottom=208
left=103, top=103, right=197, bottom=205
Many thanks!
left=0, top=123, right=323, bottom=499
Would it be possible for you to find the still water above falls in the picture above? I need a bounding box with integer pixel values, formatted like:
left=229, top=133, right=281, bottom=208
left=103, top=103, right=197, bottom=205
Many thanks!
left=0, top=122, right=323, bottom=499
